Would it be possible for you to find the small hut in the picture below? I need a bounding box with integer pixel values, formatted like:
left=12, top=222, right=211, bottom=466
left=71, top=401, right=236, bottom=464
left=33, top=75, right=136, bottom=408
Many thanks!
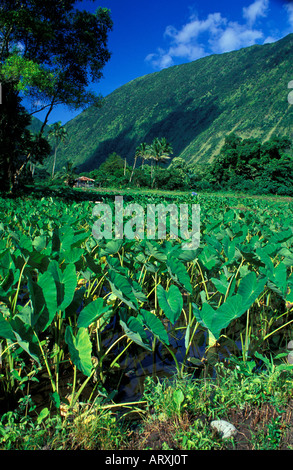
left=74, top=176, right=95, bottom=188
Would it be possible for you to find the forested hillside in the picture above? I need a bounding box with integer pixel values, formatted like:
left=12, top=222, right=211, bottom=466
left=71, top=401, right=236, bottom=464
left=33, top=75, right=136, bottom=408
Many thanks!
left=53, top=33, right=293, bottom=172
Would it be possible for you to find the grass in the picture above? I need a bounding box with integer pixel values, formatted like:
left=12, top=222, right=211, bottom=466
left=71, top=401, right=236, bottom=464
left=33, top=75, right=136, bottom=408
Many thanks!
left=1, top=358, right=292, bottom=450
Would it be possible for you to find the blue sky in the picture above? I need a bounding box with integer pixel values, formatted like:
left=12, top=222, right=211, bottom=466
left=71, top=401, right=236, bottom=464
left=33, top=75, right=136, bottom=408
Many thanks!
left=38, top=0, right=293, bottom=125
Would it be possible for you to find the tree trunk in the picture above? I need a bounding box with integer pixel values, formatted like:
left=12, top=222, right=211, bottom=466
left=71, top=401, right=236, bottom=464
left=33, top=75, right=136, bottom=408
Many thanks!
left=52, top=147, right=58, bottom=178
left=129, top=156, right=137, bottom=183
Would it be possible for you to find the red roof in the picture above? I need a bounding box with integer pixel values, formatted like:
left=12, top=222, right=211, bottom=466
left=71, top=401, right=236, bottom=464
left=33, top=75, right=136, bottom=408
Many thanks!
left=76, top=176, right=95, bottom=182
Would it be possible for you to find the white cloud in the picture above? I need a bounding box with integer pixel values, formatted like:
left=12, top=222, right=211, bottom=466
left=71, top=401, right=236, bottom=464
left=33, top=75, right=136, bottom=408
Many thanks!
left=210, top=22, right=264, bottom=53
left=242, top=0, right=269, bottom=26
left=284, top=3, right=293, bottom=30
left=145, top=0, right=275, bottom=70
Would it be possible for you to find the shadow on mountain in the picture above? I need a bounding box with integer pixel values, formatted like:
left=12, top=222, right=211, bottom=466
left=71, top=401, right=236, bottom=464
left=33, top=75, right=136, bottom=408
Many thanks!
left=78, top=96, right=220, bottom=171
left=77, top=127, right=137, bottom=172
left=144, top=96, right=221, bottom=158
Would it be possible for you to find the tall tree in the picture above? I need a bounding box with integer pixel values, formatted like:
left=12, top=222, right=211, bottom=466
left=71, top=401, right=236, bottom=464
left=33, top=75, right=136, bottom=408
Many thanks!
left=0, top=81, right=50, bottom=191
left=48, top=122, right=68, bottom=178
left=129, top=142, right=150, bottom=183
left=0, top=0, right=113, bottom=191
left=149, top=137, right=173, bottom=188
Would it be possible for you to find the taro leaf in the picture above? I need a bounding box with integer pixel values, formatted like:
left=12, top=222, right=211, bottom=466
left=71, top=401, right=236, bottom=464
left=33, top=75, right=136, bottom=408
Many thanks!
left=100, top=239, right=123, bottom=256
left=157, top=284, right=183, bottom=325
left=32, top=235, right=47, bottom=252
left=141, top=309, right=170, bottom=345
left=28, top=270, right=57, bottom=332
left=222, top=236, right=236, bottom=263
left=211, top=276, right=230, bottom=295
left=0, top=311, right=14, bottom=341
left=47, top=261, right=77, bottom=312
left=52, top=226, right=74, bottom=254
left=192, top=294, right=243, bottom=340
left=119, top=310, right=151, bottom=351
left=10, top=316, right=41, bottom=364
left=266, top=263, right=287, bottom=298
left=269, top=228, right=293, bottom=245
left=237, top=271, right=267, bottom=309
left=193, top=272, right=267, bottom=340
left=62, top=248, right=83, bottom=264
left=108, top=268, right=138, bottom=310
left=286, top=273, right=293, bottom=304
left=198, top=246, right=219, bottom=271
left=178, top=249, right=198, bottom=262
left=77, top=298, right=112, bottom=328
left=256, top=248, right=274, bottom=276
left=167, top=256, right=192, bottom=293
left=65, top=326, right=92, bottom=377
left=142, top=240, right=167, bottom=263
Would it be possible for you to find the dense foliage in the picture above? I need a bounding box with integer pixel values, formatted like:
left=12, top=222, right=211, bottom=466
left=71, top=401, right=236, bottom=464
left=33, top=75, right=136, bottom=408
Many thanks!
left=51, top=33, right=293, bottom=173
left=75, top=133, right=293, bottom=196
left=204, top=133, right=293, bottom=195
left=0, top=0, right=113, bottom=191
left=0, top=191, right=292, bottom=421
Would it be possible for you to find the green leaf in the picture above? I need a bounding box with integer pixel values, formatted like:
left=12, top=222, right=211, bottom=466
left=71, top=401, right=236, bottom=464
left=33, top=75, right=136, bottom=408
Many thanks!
left=157, top=284, right=183, bottom=325
left=193, top=294, right=243, bottom=340
left=47, top=261, right=77, bottom=311
left=167, top=256, right=192, bottom=293
left=237, top=271, right=267, bottom=310
left=108, top=268, right=138, bottom=310
left=32, top=235, right=47, bottom=252
left=0, top=311, right=15, bottom=341
left=119, top=310, right=151, bottom=351
left=28, top=270, right=57, bottom=332
left=198, top=246, right=219, bottom=271
left=10, top=316, right=41, bottom=364
left=65, top=326, right=92, bottom=377
left=77, top=298, right=112, bottom=328
left=173, top=389, right=184, bottom=407
left=141, top=309, right=170, bottom=345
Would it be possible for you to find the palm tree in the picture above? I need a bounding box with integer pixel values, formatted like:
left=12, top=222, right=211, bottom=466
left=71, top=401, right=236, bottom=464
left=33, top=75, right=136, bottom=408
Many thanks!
left=48, top=121, right=68, bottom=178
left=129, top=142, right=150, bottom=183
left=149, top=137, right=173, bottom=187
left=61, top=161, right=76, bottom=187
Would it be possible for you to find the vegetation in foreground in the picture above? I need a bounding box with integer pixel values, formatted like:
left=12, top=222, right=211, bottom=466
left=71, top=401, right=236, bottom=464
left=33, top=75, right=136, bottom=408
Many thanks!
left=1, top=360, right=293, bottom=450
left=0, top=190, right=292, bottom=450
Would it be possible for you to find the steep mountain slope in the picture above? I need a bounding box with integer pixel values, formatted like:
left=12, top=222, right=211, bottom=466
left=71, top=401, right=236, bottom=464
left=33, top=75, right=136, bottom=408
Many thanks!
left=28, top=116, right=50, bottom=136
left=54, top=34, right=293, bottom=172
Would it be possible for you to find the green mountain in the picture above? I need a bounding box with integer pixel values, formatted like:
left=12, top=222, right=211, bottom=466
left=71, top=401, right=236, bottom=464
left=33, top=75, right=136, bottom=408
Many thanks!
left=28, top=116, right=50, bottom=136
left=54, top=33, right=293, bottom=172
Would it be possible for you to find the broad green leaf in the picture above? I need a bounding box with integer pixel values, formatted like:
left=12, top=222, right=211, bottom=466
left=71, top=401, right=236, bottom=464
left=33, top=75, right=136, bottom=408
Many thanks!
left=28, top=270, right=57, bottom=332
left=192, top=294, right=243, bottom=340
left=157, top=284, right=183, bottom=325
left=0, top=311, right=15, bottom=341
left=65, top=326, right=92, bottom=377
left=47, top=261, right=77, bottom=311
left=119, top=310, right=151, bottom=351
left=198, top=246, right=219, bottom=271
left=142, top=240, right=167, bottom=262
left=141, top=309, right=170, bottom=345
left=108, top=269, right=138, bottom=310
left=173, top=389, right=184, bottom=407
left=10, top=316, right=41, bottom=364
left=77, top=298, right=112, bottom=328
left=211, top=276, right=230, bottom=295
left=167, top=256, right=192, bottom=293
left=32, top=235, right=47, bottom=252
left=100, top=239, right=123, bottom=256
left=237, top=271, right=267, bottom=310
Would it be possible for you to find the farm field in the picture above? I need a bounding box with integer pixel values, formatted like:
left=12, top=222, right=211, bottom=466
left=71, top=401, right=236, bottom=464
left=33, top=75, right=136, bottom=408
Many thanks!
left=0, top=188, right=293, bottom=450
